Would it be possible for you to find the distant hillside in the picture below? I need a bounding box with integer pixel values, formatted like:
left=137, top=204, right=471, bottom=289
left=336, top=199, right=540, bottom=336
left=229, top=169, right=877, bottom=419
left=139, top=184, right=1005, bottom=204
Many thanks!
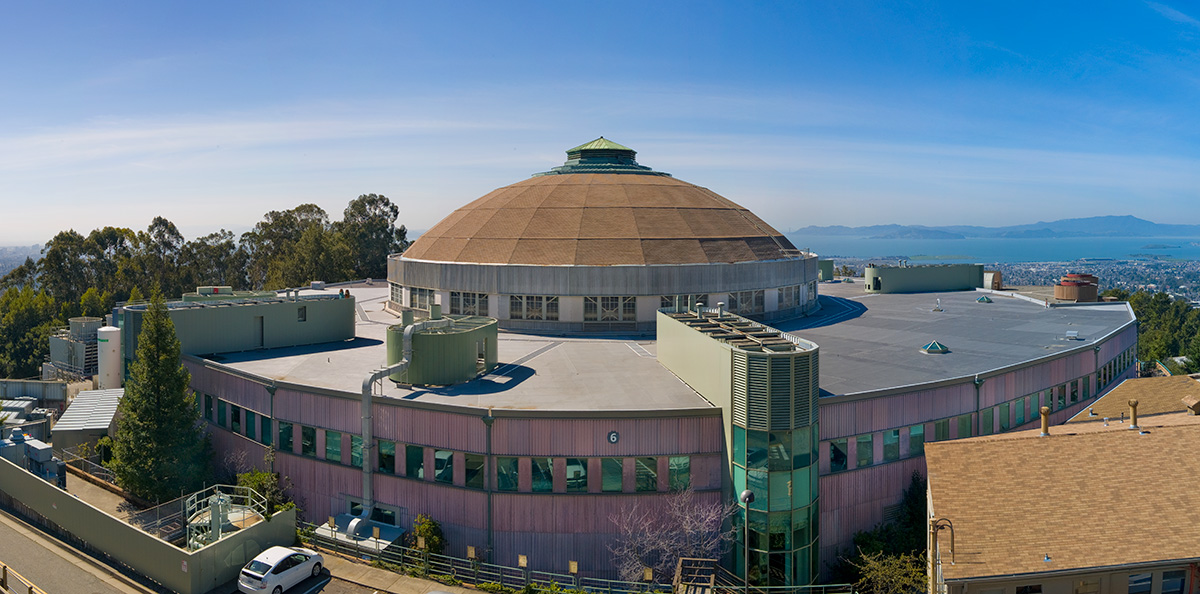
left=0, top=245, right=40, bottom=276
left=791, top=215, right=1200, bottom=239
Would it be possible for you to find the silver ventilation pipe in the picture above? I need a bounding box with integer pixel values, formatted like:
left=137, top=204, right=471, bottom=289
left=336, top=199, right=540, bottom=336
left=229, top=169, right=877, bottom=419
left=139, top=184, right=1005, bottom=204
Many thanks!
left=354, top=315, right=453, bottom=531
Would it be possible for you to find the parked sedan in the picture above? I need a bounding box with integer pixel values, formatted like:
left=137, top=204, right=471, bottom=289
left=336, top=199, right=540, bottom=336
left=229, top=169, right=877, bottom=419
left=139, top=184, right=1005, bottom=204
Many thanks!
left=238, top=546, right=324, bottom=594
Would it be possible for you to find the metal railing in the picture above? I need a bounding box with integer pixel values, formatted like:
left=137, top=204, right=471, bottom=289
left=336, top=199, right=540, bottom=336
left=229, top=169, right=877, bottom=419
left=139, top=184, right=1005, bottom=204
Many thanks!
left=0, top=561, right=49, bottom=594
left=300, top=521, right=673, bottom=594
left=300, top=522, right=853, bottom=594
left=56, top=447, right=115, bottom=484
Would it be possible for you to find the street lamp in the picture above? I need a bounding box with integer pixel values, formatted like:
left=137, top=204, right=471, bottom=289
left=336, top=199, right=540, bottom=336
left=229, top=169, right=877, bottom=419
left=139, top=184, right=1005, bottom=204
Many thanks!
left=739, top=490, right=755, bottom=594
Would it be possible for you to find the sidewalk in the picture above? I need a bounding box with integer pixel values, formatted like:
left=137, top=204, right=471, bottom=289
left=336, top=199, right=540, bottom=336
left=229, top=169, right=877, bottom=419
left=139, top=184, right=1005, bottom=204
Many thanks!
left=323, top=553, right=477, bottom=594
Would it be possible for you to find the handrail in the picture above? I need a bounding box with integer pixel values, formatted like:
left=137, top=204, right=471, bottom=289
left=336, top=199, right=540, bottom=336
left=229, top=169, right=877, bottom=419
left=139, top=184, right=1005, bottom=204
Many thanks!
left=0, top=561, right=50, bottom=594
left=298, top=521, right=853, bottom=594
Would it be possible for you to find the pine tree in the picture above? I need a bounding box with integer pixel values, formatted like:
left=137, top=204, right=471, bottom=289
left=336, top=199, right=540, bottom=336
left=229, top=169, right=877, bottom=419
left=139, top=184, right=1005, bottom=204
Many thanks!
left=109, top=289, right=210, bottom=501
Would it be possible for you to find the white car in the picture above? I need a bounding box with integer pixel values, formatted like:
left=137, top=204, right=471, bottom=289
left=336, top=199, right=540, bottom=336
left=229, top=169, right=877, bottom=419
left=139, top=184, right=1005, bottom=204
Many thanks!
left=238, top=546, right=324, bottom=594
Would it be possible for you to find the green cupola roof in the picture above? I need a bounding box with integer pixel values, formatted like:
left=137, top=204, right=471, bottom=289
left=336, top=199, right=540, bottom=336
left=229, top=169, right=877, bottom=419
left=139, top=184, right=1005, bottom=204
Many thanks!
left=566, top=137, right=634, bottom=153
left=533, top=137, right=671, bottom=177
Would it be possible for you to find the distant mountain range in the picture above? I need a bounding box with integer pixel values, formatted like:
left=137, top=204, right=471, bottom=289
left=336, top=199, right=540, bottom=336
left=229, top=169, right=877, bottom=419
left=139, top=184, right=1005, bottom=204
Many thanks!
left=789, top=215, right=1200, bottom=239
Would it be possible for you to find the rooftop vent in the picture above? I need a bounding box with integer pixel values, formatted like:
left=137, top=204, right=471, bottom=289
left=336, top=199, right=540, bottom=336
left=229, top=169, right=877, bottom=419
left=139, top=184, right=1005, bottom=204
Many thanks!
left=976, top=295, right=993, bottom=303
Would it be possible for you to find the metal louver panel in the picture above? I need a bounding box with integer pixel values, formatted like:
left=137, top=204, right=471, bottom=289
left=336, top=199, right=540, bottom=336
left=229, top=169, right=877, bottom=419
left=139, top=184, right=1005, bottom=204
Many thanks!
left=793, top=352, right=811, bottom=427
left=732, top=351, right=748, bottom=426
left=770, top=356, right=792, bottom=430
left=746, top=354, right=770, bottom=430
left=810, top=352, right=820, bottom=425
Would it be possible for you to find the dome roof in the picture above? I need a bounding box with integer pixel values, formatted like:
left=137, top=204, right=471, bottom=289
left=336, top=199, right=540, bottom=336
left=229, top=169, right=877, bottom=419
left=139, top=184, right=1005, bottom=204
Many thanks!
left=402, top=140, right=799, bottom=266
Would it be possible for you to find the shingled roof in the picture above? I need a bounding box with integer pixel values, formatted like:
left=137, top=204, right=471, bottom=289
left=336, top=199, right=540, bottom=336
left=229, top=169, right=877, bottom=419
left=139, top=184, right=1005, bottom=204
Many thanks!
left=926, top=417, right=1200, bottom=581
left=1067, top=375, right=1200, bottom=423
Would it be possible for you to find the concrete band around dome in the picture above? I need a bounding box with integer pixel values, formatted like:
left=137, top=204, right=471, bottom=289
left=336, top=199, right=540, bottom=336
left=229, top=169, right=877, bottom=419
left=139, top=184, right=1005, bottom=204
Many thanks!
left=389, top=139, right=820, bottom=332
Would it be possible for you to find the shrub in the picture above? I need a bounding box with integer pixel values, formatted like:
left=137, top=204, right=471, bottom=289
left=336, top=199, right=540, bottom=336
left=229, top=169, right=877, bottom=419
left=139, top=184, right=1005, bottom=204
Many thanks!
left=477, top=583, right=515, bottom=594
left=405, top=513, right=446, bottom=555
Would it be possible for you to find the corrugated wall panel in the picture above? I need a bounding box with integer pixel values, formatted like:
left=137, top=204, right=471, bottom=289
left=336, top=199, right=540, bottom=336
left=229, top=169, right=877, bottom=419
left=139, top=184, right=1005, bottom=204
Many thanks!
left=391, top=257, right=815, bottom=296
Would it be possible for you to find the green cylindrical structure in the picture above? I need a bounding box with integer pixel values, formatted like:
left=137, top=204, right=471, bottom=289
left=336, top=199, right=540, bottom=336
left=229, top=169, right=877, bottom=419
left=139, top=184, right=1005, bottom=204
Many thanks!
left=386, top=315, right=499, bottom=386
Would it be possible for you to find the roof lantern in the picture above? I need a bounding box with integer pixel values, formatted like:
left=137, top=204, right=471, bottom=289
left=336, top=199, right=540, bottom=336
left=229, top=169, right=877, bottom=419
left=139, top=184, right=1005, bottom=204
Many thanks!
left=534, top=137, right=671, bottom=177
left=921, top=341, right=950, bottom=354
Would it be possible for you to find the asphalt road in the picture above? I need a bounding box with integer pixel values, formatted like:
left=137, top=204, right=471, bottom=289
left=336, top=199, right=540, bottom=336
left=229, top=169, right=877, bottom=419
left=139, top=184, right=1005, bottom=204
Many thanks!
left=0, top=510, right=139, bottom=594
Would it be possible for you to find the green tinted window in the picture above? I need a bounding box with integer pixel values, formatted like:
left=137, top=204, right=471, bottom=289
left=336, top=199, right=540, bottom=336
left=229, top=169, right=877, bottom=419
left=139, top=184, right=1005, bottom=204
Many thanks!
left=882, top=429, right=899, bottom=461
left=465, top=454, right=486, bottom=489
left=791, top=466, right=811, bottom=507
left=635, top=457, right=658, bottom=492
left=245, top=411, right=256, bottom=440
left=260, top=416, right=272, bottom=446
left=230, top=406, right=241, bottom=433
left=746, top=431, right=768, bottom=469
left=602, top=458, right=623, bottom=492
left=497, top=457, right=518, bottom=492
left=532, top=458, right=553, bottom=492
left=768, top=432, right=791, bottom=471
left=217, top=400, right=227, bottom=427
left=829, top=439, right=847, bottom=472
left=909, top=425, right=924, bottom=456
left=278, top=422, right=292, bottom=452
left=747, top=468, right=767, bottom=510
left=668, top=456, right=690, bottom=491
left=566, top=458, right=587, bottom=492
left=791, top=427, right=812, bottom=468
left=434, top=450, right=453, bottom=483
left=406, top=445, right=423, bottom=479
left=301, top=426, right=316, bottom=457
left=768, top=471, right=790, bottom=511
left=325, top=431, right=341, bottom=462
left=855, top=434, right=873, bottom=468
left=378, top=441, right=395, bottom=474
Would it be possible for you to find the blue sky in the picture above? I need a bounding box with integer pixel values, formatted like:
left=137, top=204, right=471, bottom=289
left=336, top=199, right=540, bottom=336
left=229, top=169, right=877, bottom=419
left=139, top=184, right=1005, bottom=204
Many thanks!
left=2, top=2, right=1199, bottom=245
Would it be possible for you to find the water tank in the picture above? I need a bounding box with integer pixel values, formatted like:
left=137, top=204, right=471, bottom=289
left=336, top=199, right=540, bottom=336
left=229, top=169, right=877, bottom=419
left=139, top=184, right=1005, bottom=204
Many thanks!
left=69, top=317, right=103, bottom=341
left=97, top=326, right=123, bottom=389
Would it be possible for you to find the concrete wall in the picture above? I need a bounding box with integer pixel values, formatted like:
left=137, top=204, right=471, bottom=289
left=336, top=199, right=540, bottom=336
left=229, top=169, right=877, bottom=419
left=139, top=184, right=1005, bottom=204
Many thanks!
left=123, top=296, right=355, bottom=360
left=863, top=264, right=984, bottom=294
left=0, top=455, right=297, bottom=594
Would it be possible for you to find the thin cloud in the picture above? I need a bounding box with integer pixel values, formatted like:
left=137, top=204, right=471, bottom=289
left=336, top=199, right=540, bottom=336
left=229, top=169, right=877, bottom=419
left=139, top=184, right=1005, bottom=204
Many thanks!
left=1146, top=1, right=1200, bottom=28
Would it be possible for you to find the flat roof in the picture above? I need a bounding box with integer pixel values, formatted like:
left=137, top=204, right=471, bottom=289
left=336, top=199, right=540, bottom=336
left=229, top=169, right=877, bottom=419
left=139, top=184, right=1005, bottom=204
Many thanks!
left=927, top=415, right=1200, bottom=580
left=204, top=282, right=1134, bottom=412
left=777, top=282, right=1135, bottom=396
left=208, top=286, right=713, bottom=413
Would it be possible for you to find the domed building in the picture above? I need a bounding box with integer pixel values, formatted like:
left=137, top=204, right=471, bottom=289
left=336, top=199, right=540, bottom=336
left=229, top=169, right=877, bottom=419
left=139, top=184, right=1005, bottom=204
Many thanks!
left=388, top=138, right=819, bottom=332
